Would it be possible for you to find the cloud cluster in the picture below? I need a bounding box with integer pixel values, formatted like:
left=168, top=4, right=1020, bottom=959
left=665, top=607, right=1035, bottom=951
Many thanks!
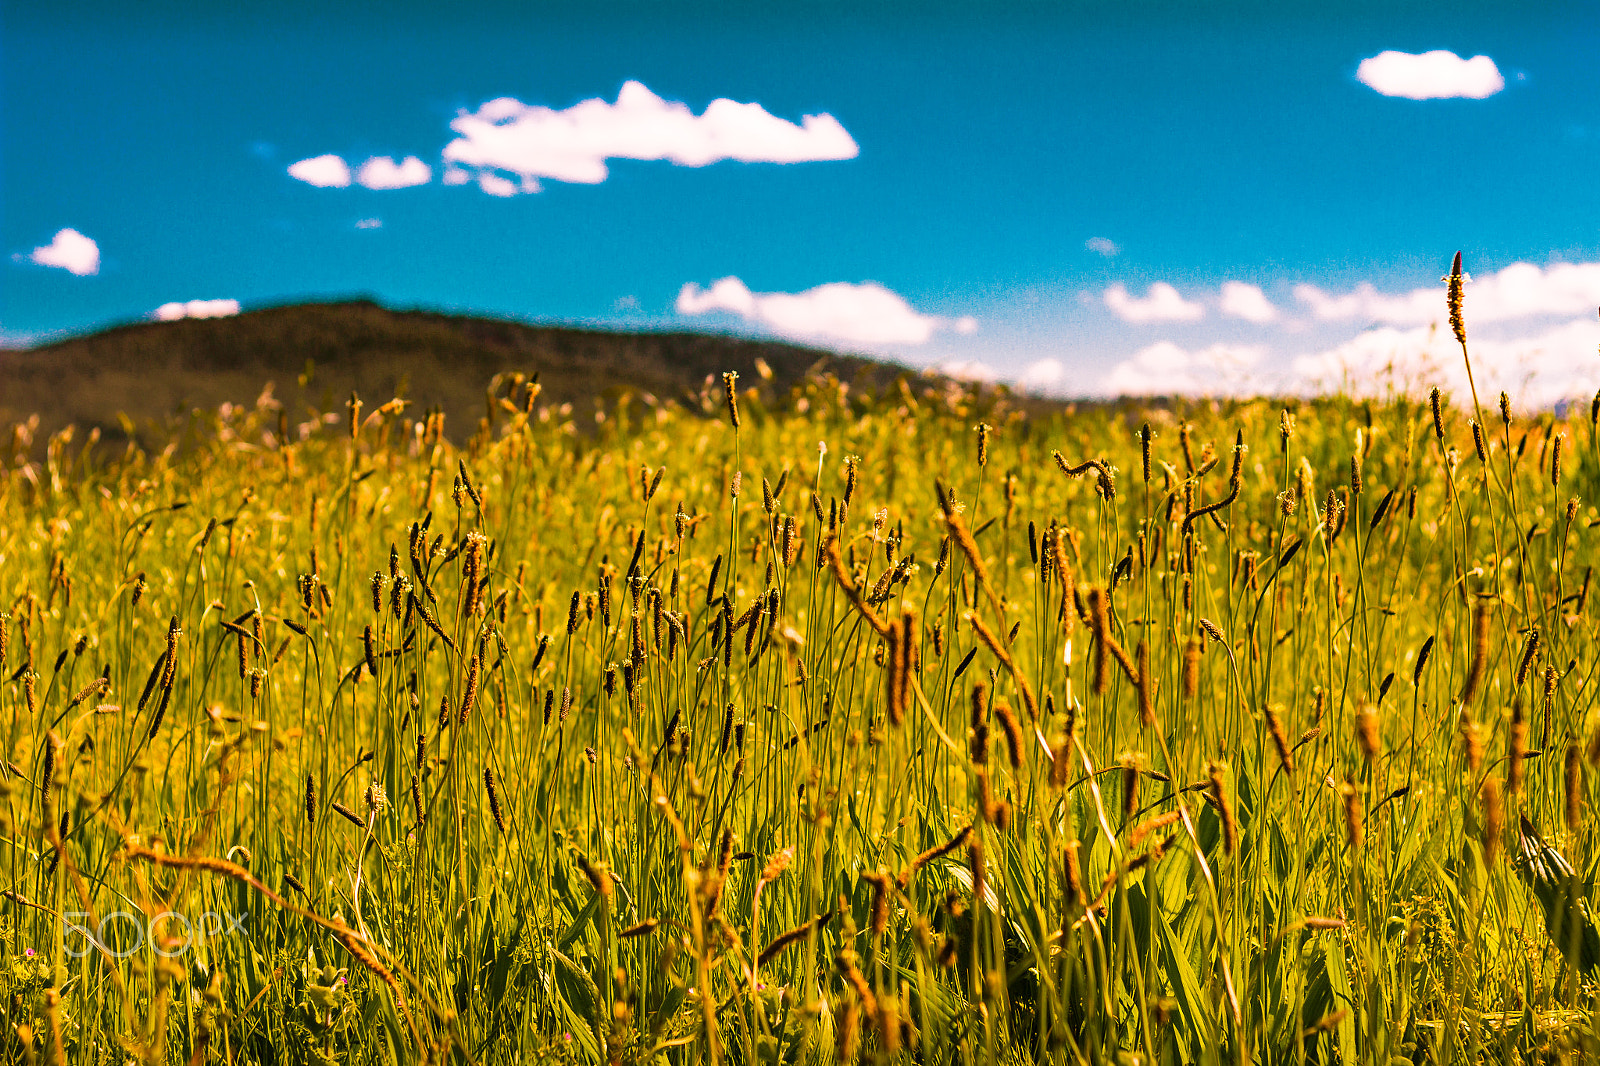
left=1103, top=282, right=1206, bottom=323
left=287, top=82, right=855, bottom=197
left=1098, top=262, right=1598, bottom=335
left=1356, top=50, right=1504, bottom=100
left=1291, top=319, right=1599, bottom=409
left=441, top=81, right=858, bottom=192
left=288, top=154, right=352, bottom=188
left=154, top=299, right=241, bottom=321
left=1098, top=341, right=1273, bottom=396
left=676, top=277, right=974, bottom=347
left=289, top=154, right=433, bottom=190
left=1219, top=281, right=1278, bottom=323
left=1295, top=261, right=1600, bottom=326
left=29, top=229, right=100, bottom=276
left=1093, top=316, right=1598, bottom=407
left=355, top=156, right=432, bottom=189
left=1085, top=237, right=1119, bottom=257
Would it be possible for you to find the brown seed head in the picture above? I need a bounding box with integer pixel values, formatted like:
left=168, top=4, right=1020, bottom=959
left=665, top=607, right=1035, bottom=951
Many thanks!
left=1507, top=704, right=1528, bottom=796
left=1339, top=781, right=1363, bottom=852
left=1208, top=761, right=1238, bottom=855
left=1355, top=705, right=1380, bottom=763
left=1120, top=752, right=1141, bottom=820
left=1446, top=251, right=1466, bottom=346
left=1479, top=777, right=1503, bottom=865
left=721, top=371, right=740, bottom=428
left=1462, top=600, right=1491, bottom=706
left=1266, top=705, right=1294, bottom=773
left=994, top=700, right=1024, bottom=770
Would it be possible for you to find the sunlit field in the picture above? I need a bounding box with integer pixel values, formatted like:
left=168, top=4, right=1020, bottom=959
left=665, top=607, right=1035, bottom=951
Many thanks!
left=5, top=281, right=1600, bottom=1065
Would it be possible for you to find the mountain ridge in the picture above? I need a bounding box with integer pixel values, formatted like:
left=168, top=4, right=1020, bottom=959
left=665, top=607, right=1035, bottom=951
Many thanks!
left=1, top=299, right=940, bottom=445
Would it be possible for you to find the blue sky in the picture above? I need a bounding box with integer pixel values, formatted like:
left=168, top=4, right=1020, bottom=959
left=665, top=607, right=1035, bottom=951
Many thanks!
left=7, top=0, right=1600, bottom=401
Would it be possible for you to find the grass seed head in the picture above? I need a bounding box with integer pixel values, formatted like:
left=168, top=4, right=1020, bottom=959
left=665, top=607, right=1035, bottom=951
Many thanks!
left=994, top=700, right=1023, bottom=769
left=484, top=767, right=506, bottom=834
left=1515, top=626, right=1541, bottom=689
left=1120, top=752, right=1141, bottom=820
left=1480, top=777, right=1503, bottom=865
left=1462, top=600, right=1491, bottom=706
left=1446, top=251, right=1467, bottom=346
left=1355, top=705, right=1381, bottom=764
left=1266, top=704, right=1294, bottom=773
left=721, top=371, right=740, bottom=428
left=1135, top=641, right=1155, bottom=727
left=1339, top=781, right=1363, bottom=852
left=1182, top=638, right=1202, bottom=699
left=1208, top=761, right=1238, bottom=855
left=969, top=681, right=989, bottom=765
left=1507, top=704, right=1528, bottom=796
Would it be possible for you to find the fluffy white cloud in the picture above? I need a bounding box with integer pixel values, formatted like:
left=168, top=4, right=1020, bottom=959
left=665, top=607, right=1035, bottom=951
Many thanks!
left=356, top=218, right=382, bottom=229
left=476, top=172, right=521, bottom=197
left=1356, top=50, right=1504, bottom=100
left=1091, top=315, right=1598, bottom=406
left=442, top=80, right=858, bottom=192
left=933, top=360, right=998, bottom=383
left=1289, top=318, right=1599, bottom=408
left=1018, top=358, right=1068, bottom=393
left=676, top=277, right=973, bottom=347
left=1295, top=261, right=1600, bottom=327
left=1100, top=341, right=1270, bottom=396
left=1104, top=282, right=1205, bottom=323
left=1085, top=237, right=1119, bottom=257
left=288, top=154, right=353, bottom=188
left=154, top=299, right=241, bottom=321
left=1219, top=281, right=1279, bottom=323
left=356, top=155, right=432, bottom=189
left=29, top=229, right=100, bottom=276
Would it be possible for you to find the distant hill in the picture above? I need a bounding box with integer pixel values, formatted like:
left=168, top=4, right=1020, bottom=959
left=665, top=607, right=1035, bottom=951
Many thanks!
left=0, top=300, right=925, bottom=446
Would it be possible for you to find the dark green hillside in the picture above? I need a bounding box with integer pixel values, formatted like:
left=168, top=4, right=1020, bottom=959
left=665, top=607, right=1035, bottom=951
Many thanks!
left=1, top=300, right=912, bottom=445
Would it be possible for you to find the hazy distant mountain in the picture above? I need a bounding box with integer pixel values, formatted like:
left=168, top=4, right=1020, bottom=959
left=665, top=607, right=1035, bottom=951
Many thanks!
left=0, top=300, right=915, bottom=446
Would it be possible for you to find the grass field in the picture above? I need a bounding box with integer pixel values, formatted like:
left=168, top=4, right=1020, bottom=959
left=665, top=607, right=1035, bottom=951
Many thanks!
left=4, top=289, right=1600, bottom=1064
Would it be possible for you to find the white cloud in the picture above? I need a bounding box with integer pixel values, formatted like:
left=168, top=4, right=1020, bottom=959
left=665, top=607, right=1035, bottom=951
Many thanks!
left=1290, top=318, right=1599, bottom=408
left=356, top=218, right=382, bottom=229
left=1090, top=314, right=1598, bottom=406
left=288, top=154, right=353, bottom=188
left=1219, top=281, right=1279, bottom=323
left=1295, top=261, right=1600, bottom=327
left=355, top=155, right=432, bottom=189
left=442, top=80, right=858, bottom=192
left=1085, top=237, right=1119, bottom=257
left=477, top=172, right=520, bottom=198
left=154, top=299, right=241, bottom=321
left=1104, top=282, right=1206, bottom=323
left=676, top=277, right=971, bottom=347
left=1100, top=341, right=1270, bottom=396
left=1356, top=50, right=1504, bottom=100
left=29, top=229, right=100, bottom=276
left=933, top=360, right=998, bottom=383
left=1018, top=358, right=1067, bottom=393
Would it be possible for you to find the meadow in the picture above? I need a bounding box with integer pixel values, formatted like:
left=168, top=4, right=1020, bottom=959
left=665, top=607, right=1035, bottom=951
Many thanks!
left=3, top=280, right=1600, bottom=1064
